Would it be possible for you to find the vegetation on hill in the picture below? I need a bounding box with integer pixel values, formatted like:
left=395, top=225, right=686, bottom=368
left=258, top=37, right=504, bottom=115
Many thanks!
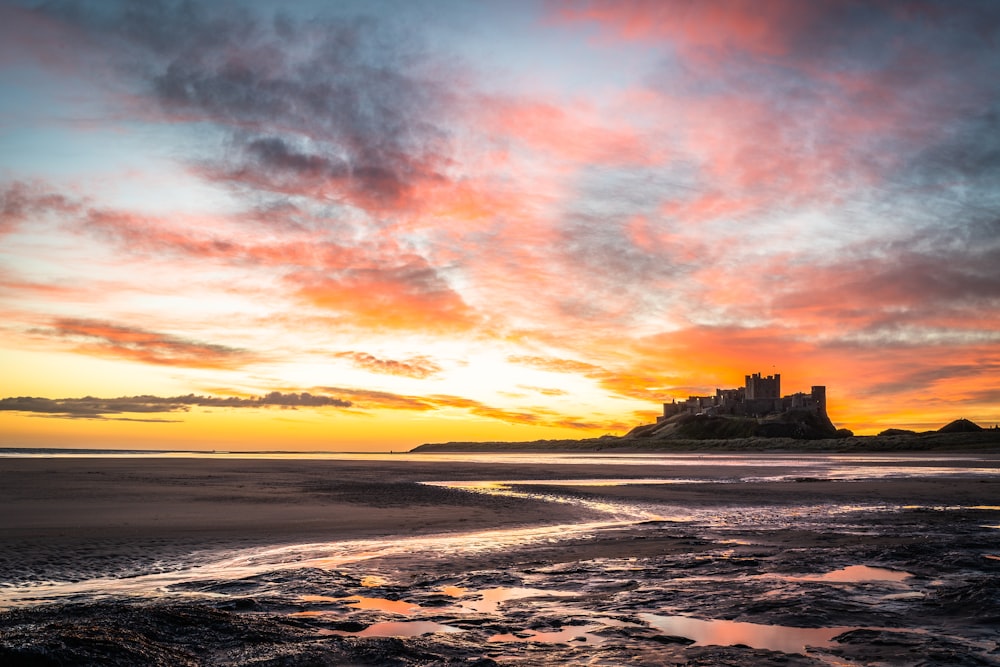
left=625, top=408, right=842, bottom=441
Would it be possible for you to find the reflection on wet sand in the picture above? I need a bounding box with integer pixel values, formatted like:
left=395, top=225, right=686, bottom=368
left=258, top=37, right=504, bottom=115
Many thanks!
left=341, top=596, right=420, bottom=614
left=320, top=620, right=462, bottom=638
left=445, top=586, right=577, bottom=614
left=640, top=613, right=856, bottom=654
left=815, top=565, right=912, bottom=582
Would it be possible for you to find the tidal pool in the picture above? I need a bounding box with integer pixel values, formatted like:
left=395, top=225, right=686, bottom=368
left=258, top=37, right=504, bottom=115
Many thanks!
left=640, top=613, right=855, bottom=654
left=320, top=620, right=462, bottom=638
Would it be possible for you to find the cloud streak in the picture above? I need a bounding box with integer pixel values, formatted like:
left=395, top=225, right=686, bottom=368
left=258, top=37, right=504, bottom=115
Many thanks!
left=333, top=351, right=442, bottom=379
left=35, top=318, right=254, bottom=370
left=0, top=392, right=351, bottom=420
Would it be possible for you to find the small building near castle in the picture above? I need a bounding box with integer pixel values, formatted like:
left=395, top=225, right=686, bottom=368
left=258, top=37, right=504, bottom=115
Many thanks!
left=660, top=372, right=827, bottom=421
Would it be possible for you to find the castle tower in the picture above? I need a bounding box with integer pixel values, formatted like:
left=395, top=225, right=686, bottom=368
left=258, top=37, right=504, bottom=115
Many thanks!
left=811, top=386, right=827, bottom=414
left=745, top=372, right=780, bottom=400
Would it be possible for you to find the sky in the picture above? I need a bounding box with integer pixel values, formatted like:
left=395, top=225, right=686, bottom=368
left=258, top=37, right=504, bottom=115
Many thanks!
left=1, top=0, right=999, bottom=451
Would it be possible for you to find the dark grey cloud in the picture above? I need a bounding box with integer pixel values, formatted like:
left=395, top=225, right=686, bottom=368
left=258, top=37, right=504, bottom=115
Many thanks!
left=900, top=104, right=1000, bottom=192
left=36, top=0, right=456, bottom=210
left=0, top=391, right=352, bottom=420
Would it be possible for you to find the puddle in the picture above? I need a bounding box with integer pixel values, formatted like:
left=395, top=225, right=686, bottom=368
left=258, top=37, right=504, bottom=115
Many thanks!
left=341, top=596, right=420, bottom=614
left=815, top=565, right=912, bottom=583
left=447, top=586, right=577, bottom=614
left=428, top=479, right=693, bottom=489
left=320, top=621, right=462, bottom=637
left=774, top=565, right=913, bottom=584
left=640, top=613, right=854, bottom=654
left=290, top=596, right=420, bottom=616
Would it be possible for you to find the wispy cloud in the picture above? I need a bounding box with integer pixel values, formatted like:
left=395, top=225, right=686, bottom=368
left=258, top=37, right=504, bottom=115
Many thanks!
left=315, top=385, right=622, bottom=431
left=333, top=351, right=442, bottom=379
left=0, top=391, right=351, bottom=420
left=35, top=318, right=255, bottom=370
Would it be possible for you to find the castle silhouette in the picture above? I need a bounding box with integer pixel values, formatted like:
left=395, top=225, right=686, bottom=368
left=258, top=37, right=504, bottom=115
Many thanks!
left=660, top=372, right=826, bottom=421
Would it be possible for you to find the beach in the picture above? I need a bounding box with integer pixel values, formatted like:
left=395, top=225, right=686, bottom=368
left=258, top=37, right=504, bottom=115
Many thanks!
left=2, top=452, right=999, bottom=665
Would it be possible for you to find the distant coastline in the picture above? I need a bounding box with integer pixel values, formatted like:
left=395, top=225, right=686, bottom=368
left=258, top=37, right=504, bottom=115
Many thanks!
left=411, top=428, right=1000, bottom=453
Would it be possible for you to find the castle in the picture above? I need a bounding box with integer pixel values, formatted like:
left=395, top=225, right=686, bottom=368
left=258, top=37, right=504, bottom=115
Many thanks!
left=659, top=372, right=827, bottom=421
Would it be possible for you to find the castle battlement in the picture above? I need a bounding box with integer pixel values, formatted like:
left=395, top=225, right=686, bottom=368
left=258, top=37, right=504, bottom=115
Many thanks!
left=660, top=372, right=827, bottom=421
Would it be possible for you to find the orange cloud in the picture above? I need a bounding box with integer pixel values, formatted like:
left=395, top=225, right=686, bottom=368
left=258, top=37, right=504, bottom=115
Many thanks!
left=317, top=387, right=435, bottom=412
left=507, top=355, right=603, bottom=375
left=312, top=385, right=621, bottom=431
left=292, top=260, right=478, bottom=334
left=40, top=318, right=255, bottom=370
left=333, top=351, right=442, bottom=379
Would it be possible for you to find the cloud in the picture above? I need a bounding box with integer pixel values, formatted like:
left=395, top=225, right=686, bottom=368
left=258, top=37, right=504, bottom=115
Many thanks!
left=8, top=183, right=480, bottom=336
left=518, top=385, right=568, bottom=397
left=30, top=0, right=460, bottom=213
left=481, top=97, right=656, bottom=166
left=36, top=318, right=255, bottom=369
left=290, top=258, right=478, bottom=333
left=0, top=181, right=82, bottom=235
left=317, top=387, right=435, bottom=411
left=545, top=1, right=1000, bottom=252
left=506, top=354, right=672, bottom=403
left=0, top=391, right=352, bottom=420
left=507, top=355, right=604, bottom=375
left=333, top=351, right=441, bottom=379
left=313, top=385, right=620, bottom=431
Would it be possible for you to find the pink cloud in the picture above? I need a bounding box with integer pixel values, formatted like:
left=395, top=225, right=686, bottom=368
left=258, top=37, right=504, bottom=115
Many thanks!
left=481, top=97, right=659, bottom=167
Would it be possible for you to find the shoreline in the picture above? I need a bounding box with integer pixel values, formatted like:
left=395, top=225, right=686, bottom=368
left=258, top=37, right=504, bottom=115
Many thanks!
left=412, top=429, right=1000, bottom=453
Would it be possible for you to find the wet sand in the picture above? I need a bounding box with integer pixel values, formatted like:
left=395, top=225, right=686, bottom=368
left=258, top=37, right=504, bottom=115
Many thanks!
left=0, top=457, right=604, bottom=583
left=2, top=454, right=999, bottom=665
left=1, top=454, right=998, bottom=582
